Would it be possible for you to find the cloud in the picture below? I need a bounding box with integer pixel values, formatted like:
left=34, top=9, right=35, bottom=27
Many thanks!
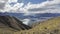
left=22, top=19, right=30, bottom=25
left=0, top=0, right=60, bottom=14
left=0, top=0, right=24, bottom=12
left=26, top=0, right=60, bottom=11
left=8, top=0, right=18, bottom=3
left=0, top=0, right=8, bottom=10
left=4, top=3, right=24, bottom=12
left=22, top=0, right=60, bottom=15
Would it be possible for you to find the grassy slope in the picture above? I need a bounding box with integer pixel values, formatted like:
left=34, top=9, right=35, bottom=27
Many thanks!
left=14, top=17, right=60, bottom=34
left=0, top=28, right=15, bottom=34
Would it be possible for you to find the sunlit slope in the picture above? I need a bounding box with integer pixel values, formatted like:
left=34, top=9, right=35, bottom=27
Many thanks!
left=15, top=17, right=60, bottom=34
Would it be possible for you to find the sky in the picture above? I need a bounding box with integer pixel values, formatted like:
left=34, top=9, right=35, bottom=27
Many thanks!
left=18, top=0, right=46, bottom=4
left=0, top=0, right=60, bottom=15
left=0, top=0, right=60, bottom=25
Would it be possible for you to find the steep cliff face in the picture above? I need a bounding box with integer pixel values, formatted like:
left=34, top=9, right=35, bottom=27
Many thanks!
left=0, top=15, right=31, bottom=31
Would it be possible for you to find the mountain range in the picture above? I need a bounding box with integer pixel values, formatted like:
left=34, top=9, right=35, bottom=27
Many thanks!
left=0, top=13, right=60, bottom=25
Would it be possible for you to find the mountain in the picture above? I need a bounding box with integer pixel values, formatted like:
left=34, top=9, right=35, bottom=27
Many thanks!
left=1, top=13, right=60, bottom=26
left=1, top=13, right=60, bottom=25
left=1, top=13, right=60, bottom=19
left=0, top=15, right=31, bottom=34
left=15, top=16, right=60, bottom=34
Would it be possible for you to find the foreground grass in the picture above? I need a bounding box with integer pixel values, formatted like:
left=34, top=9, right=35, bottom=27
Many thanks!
left=0, top=28, right=15, bottom=34
left=14, top=17, right=60, bottom=34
